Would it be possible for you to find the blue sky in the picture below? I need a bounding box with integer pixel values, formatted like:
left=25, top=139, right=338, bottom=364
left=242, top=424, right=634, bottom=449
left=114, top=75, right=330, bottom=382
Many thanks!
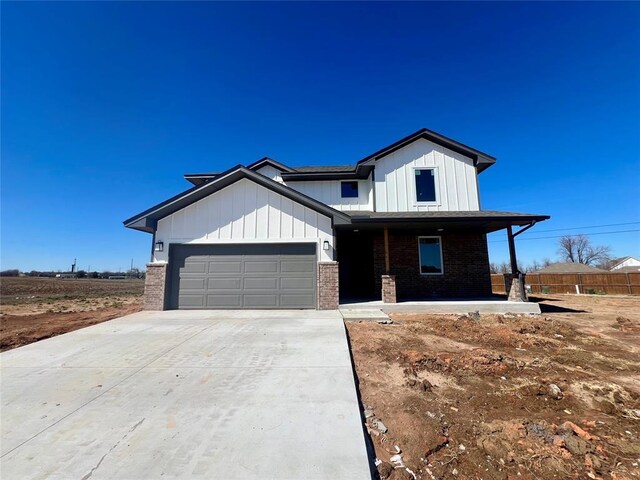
left=2, top=1, right=639, bottom=272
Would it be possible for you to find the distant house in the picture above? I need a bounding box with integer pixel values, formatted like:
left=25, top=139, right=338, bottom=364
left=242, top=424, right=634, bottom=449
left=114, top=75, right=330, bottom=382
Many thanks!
left=608, top=256, right=640, bottom=271
left=533, top=262, right=608, bottom=274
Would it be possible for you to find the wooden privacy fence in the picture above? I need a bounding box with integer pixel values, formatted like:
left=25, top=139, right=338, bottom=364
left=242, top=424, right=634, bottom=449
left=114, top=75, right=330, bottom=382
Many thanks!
left=491, top=273, right=640, bottom=295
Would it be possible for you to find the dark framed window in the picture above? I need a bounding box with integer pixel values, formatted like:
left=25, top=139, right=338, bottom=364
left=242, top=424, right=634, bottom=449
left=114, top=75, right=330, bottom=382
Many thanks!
left=414, top=168, right=437, bottom=202
left=418, top=236, right=443, bottom=275
left=341, top=181, right=359, bottom=198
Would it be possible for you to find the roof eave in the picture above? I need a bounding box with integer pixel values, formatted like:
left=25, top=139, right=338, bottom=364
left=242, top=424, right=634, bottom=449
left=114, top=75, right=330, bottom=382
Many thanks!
left=124, top=165, right=352, bottom=231
left=357, top=128, right=497, bottom=173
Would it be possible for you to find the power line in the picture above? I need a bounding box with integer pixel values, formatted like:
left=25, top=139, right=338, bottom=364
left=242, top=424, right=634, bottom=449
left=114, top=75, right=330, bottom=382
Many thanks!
left=518, top=221, right=640, bottom=235
left=489, top=229, right=640, bottom=243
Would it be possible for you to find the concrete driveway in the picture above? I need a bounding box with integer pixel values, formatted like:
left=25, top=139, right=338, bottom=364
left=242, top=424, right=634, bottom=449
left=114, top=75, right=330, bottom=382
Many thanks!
left=1, top=310, right=372, bottom=479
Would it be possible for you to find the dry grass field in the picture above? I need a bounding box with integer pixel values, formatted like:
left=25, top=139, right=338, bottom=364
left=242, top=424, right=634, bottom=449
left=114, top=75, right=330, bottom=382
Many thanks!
left=347, top=294, right=640, bottom=480
left=0, top=277, right=144, bottom=351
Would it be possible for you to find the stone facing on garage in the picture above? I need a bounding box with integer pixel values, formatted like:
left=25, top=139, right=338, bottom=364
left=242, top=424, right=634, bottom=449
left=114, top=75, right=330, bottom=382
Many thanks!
left=144, top=263, right=168, bottom=310
left=318, top=262, right=339, bottom=310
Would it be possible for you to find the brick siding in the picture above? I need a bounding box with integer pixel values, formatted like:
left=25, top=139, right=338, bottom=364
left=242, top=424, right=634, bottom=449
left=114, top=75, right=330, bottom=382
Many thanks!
left=318, top=262, right=339, bottom=310
left=372, top=230, right=492, bottom=299
left=144, top=263, right=168, bottom=310
left=382, top=275, right=397, bottom=303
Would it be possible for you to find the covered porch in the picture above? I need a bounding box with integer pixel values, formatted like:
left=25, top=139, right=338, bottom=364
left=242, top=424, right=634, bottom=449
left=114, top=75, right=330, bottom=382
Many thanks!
left=335, top=211, right=549, bottom=306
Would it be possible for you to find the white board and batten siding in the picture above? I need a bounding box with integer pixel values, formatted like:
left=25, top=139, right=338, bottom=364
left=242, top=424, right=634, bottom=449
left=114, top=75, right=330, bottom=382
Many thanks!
left=154, top=178, right=334, bottom=263
left=287, top=179, right=374, bottom=212
left=369, top=138, right=480, bottom=212
left=254, top=165, right=284, bottom=183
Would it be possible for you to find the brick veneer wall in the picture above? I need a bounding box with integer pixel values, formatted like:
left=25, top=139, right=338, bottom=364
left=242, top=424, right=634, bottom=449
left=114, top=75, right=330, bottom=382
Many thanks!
left=144, top=263, right=168, bottom=310
left=318, top=262, right=339, bottom=310
left=382, top=275, right=397, bottom=303
left=372, top=230, right=492, bottom=299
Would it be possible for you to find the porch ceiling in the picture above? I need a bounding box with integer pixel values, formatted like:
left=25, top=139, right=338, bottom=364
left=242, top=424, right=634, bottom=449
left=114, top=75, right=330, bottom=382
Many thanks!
left=337, top=210, right=550, bottom=233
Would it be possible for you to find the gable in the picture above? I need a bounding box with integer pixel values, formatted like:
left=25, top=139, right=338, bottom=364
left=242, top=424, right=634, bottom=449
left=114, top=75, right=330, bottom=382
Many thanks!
left=156, top=178, right=333, bottom=243
left=372, top=138, right=480, bottom=212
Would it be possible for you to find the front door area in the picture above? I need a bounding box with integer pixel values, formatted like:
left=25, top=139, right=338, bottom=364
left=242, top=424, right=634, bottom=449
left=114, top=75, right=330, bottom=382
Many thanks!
left=336, top=230, right=377, bottom=301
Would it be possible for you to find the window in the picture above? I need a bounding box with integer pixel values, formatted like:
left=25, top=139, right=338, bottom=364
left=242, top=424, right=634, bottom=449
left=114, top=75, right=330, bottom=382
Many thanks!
left=414, top=168, right=437, bottom=203
left=341, top=181, right=359, bottom=198
left=418, top=236, right=443, bottom=275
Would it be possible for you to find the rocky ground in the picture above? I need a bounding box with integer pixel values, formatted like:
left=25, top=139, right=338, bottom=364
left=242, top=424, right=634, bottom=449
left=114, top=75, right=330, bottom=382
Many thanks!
left=346, top=294, right=640, bottom=480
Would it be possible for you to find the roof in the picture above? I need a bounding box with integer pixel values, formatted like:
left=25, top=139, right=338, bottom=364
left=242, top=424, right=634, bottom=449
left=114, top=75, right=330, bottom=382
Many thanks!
left=124, top=165, right=352, bottom=233
left=609, top=256, right=638, bottom=269
left=532, top=263, right=609, bottom=274
left=612, top=266, right=640, bottom=273
left=338, top=210, right=549, bottom=233
left=182, top=127, right=497, bottom=185
left=355, top=128, right=496, bottom=173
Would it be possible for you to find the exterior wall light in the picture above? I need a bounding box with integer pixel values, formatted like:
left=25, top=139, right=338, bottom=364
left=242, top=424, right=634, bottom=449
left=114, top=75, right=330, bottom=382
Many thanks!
left=154, top=241, right=164, bottom=252
left=323, top=241, right=330, bottom=251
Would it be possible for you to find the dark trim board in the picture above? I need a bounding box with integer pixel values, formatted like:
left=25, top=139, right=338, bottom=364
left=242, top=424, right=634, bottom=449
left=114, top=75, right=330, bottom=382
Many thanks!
left=124, top=165, right=352, bottom=232
left=168, top=243, right=318, bottom=310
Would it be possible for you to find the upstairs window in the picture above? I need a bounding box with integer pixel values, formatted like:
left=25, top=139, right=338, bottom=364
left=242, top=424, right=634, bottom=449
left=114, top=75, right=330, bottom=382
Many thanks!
left=414, top=168, right=437, bottom=203
left=341, top=181, right=359, bottom=198
left=418, top=236, right=443, bottom=275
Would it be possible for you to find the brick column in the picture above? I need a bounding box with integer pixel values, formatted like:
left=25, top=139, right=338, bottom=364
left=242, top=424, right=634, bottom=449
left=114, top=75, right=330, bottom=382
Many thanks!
left=505, top=273, right=528, bottom=302
left=317, top=262, right=339, bottom=310
left=382, top=275, right=397, bottom=303
left=144, top=263, right=168, bottom=310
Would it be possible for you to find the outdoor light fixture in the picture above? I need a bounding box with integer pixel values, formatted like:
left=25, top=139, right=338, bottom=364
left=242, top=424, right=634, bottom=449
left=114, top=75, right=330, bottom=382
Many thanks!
left=323, top=241, right=330, bottom=251
left=437, top=228, right=444, bottom=232
left=154, top=241, right=164, bottom=252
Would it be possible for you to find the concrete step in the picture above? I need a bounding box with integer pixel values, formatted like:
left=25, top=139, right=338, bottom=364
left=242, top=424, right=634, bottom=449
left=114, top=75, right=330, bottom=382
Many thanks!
left=339, top=308, right=391, bottom=322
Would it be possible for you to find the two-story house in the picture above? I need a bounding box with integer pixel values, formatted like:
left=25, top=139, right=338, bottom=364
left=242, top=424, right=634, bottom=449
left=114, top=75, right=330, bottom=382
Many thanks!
left=124, top=128, right=549, bottom=310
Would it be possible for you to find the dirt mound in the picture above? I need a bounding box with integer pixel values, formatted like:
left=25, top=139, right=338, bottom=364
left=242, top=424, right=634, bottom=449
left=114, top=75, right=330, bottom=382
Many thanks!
left=347, top=297, right=640, bottom=479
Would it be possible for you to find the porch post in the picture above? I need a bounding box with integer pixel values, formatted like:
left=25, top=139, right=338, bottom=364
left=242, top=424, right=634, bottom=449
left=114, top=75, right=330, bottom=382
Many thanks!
left=506, top=225, right=527, bottom=302
left=383, top=226, right=390, bottom=274
left=381, top=226, right=397, bottom=303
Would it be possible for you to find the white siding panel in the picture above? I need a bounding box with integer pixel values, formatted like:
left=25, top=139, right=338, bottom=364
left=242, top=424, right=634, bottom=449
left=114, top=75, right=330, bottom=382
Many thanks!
left=155, top=178, right=334, bottom=262
left=371, top=138, right=480, bottom=212
left=286, top=178, right=373, bottom=211
left=254, top=165, right=283, bottom=183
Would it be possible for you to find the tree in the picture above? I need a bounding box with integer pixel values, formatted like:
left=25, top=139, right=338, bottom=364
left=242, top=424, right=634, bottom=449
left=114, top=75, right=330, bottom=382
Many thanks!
left=557, top=235, right=611, bottom=265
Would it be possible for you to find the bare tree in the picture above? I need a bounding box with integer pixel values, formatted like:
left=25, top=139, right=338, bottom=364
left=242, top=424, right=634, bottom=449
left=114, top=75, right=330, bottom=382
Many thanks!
left=557, top=235, right=611, bottom=265
left=490, top=261, right=511, bottom=274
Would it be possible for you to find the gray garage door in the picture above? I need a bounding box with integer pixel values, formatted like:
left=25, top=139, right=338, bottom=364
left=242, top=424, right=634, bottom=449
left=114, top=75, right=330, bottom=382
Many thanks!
left=169, top=243, right=317, bottom=309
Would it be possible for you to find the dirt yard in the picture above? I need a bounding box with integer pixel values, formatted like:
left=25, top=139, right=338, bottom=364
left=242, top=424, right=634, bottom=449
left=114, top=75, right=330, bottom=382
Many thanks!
left=0, top=277, right=144, bottom=351
left=346, top=294, right=640, bottom=480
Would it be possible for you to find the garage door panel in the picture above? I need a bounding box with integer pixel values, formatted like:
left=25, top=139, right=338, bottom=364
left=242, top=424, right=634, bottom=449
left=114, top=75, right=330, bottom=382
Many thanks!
left=244, top=277, right=279, bottom=289
left=170, top=243, right=317, bottom=309
left=280, top=294, right=316, bottom=308
left=180, top=278, right=206, bottom=290
left=206, top=294, right=242, bottom=308
left=209, top=261, right=242, bottom=274
left=243, top=294, right=278, bottom=307
left=243, top=260, right=279, bottom=273
left=280, top=260, right=315, bottom=273
left=178, top=295, right=206, bottom=308
left=281, top=277, right=314, bottom=290
left=182, top=262, right=207, bottom=274
left=208, top=277, right=242, bottom=290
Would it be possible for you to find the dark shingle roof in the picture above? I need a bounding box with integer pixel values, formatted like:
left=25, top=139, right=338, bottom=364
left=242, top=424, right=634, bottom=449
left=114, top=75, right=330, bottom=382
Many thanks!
left=292, top=165, right=355, bottom=173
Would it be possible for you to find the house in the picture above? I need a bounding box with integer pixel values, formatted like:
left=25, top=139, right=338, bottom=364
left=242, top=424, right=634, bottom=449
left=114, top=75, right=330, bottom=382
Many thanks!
left=607, top=256, right=640, bottom=271
left=124, top=128, right=549, bottom=310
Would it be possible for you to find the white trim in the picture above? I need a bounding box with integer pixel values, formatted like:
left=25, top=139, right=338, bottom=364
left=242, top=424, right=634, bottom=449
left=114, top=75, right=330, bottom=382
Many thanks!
left=417, top=236, right=444, bottom=276
left=411, top=166, right=440, bottom=207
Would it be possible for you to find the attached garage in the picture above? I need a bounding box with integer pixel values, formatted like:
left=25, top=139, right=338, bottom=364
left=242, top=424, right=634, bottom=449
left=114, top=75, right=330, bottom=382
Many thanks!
left=168, top=243, right=317, bottom=309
